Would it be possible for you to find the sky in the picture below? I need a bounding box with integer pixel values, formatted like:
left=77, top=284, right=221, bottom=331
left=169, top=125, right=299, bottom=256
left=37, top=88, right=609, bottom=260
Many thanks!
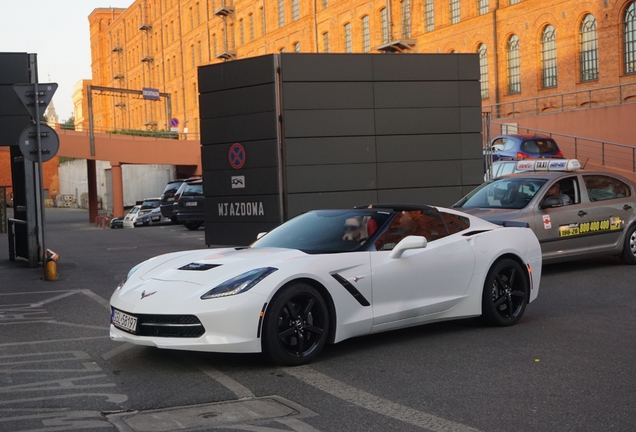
left=0, top=0, right=134, bottom=123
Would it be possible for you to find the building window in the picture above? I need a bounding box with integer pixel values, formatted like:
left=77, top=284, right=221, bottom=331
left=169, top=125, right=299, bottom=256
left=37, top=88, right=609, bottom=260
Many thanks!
left=196, top=2, right=201, bottom=25
left=213, top=33, right=217, bottom=57
left=323, top=32, right=330, bottom=53
left=189, top=7, right=193, bottom=30
left=260, top=7, right=266, bottom=35
left=541, top=25, right=558, bottom=88
left=362, top=15, right=370, bottom=52
left=249, top=14, right=254, bottom=41
left=173, top=55, right=177, bottom=76
left=239, top=19, right=244, bottom=46
left=450, top=0, right=460, bottom=24
left=292, top=0, right=299, bottom=21
left=191, top=44, right=195, bottom=67
left=198, top=41, right=202, bottom=64
left=294, top=42, right=301, bottom=52
left=280, top=47, right=286, bottom=53
left=167, top=58, right=171, bottom=77
left=624, top=2, right=636, bottom=74
left=580, top=14, right=599, bottom=81
left=344, top=23, right=352, bottom=52
left=322, top=0, right=328, bottom=9
left=478, top=0, right=489, bottom=15
left=401, top=0, right=411, bottom=38
left=478, top=44, right=489, bottom=99
left=278, top=0, right=285, bottom=28
left=171, top=20, right=175, bottom=41
left=507, top=35, right=521, bottom=94
left=193, top=82, right=197, bottom=106
left=230, top=23, right=235, bottom=49
left=425, top=0, right=434, bottom=32
left=380, top=8, right=389, bottom=43
left=509, top=0, right=520, bottom=4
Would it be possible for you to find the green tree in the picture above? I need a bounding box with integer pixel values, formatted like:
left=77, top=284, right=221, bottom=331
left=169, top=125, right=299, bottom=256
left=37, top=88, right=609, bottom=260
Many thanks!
left=61, top=116, right=75, bottom=130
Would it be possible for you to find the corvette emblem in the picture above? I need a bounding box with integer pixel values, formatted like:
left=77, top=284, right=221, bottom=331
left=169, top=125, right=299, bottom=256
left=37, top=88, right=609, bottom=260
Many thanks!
left=140, top=290, right=157, bottom=300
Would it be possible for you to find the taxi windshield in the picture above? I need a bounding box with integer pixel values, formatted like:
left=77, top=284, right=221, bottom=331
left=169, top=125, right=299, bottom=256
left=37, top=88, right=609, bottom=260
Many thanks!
left=454, top=177, right=548, bottom=209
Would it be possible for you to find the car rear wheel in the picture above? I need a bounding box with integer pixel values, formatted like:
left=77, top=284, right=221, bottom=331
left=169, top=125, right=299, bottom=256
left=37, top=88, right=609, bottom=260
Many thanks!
left=263, top=283, right=329, bottom=366
left=620, top=224, right=636, bottom=265
left=481, top=258, right=528, bottom=326
left=184, top=222, right=202, bottom=230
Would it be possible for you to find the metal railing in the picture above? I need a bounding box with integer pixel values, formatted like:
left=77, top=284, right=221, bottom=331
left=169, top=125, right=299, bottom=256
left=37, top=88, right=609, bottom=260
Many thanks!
left=483, top=82, right=636, bottom=119
left=490, top=121, right=636, bottom=176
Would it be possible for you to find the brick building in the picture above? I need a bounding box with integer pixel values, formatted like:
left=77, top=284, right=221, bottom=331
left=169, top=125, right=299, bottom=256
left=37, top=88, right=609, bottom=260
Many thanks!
left=84, top=0, right=636, bottom=136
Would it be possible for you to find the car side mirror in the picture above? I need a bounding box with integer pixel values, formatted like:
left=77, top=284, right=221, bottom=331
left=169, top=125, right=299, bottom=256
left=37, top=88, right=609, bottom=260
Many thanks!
left=540, top=196, right=563, bottom=209
left=389, top=236, right=428, bottom=259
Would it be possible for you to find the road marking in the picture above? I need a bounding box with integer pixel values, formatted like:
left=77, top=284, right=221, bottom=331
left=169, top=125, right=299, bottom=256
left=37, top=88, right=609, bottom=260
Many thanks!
left=31, top=290, right=79, bottom=306
left=282, top=366, right=481, bottom=432
left=187, top=357, right=255, bottom=399
left=82, top=290, right=112, bottom=310
left=0, top=336, right=109, bottom=348
left=101, top=343, right=136, bottom=360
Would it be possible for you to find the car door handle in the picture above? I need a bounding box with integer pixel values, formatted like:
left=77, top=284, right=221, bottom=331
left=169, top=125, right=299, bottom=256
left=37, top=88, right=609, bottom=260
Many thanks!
left=578, top=210, right=587, bottom=217
left=624, top=204, right=633, bottom=211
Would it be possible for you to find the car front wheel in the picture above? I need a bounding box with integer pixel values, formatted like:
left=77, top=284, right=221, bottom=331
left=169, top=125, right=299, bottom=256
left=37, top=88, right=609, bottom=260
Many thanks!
left=481, top=258, right=528, bottom=326
left=620, top=224, right=636, bottom=265
left=263, top=283, right=329, bottom=366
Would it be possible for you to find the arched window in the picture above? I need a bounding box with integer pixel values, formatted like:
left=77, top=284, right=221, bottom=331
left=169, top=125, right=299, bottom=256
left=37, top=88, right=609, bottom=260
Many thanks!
left=507, top=35, right=521, bottom=94
left=450, top=0, right=460, bottom=24
left=362, top=15, right=370, bottom=52
left=294, top=42, right=301, bottom=52
left=402, top=0, right=411, bottom=38
left=478, top=44, right=489, bottom=99
left=624, top=2, right=636, bottom=74
left=380, top=8, right=389, bottom=43
left=580, top=14, right=599, bottom=81
left=541, top=25, right=557, bottom=88
left=478, top=0, right=489, bottom=15
left=425, top=0, right=434, bottom=32
left=344, top=23, right=352, bottom=53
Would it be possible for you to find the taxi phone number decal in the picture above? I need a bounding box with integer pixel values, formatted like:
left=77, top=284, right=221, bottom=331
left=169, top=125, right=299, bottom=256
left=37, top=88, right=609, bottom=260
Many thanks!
left=558, top=217, right=622, bottom=237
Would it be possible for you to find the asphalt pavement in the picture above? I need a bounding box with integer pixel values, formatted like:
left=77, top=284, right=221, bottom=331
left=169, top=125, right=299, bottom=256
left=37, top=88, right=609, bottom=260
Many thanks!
left=1, top=207, right=636, bottom=432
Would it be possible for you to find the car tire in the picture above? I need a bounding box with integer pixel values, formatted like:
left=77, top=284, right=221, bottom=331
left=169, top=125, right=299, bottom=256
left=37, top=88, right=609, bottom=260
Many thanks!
left=184, top=222, right=202, bottom=230
left=480, top=258, right=529, bottom=326
left=620, top=224, right=636, bottom=265
left=170, top=217, right=179, bottom=224
left=262, top=283, right=329, bottom=366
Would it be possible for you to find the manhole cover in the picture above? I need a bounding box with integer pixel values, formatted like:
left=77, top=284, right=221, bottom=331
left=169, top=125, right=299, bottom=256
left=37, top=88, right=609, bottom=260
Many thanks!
left=107, top=396, right=316, bottom=431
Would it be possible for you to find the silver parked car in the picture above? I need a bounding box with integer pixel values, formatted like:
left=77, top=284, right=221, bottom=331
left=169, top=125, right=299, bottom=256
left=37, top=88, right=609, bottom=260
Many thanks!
left=455, top=159, right=636, bottom=264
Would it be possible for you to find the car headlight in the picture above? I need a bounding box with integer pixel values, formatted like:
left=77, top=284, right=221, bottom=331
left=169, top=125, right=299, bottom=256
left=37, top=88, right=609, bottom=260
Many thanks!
left=116, top=261, right=146, bottom=290
left=201, top=267, right=278, bottom=299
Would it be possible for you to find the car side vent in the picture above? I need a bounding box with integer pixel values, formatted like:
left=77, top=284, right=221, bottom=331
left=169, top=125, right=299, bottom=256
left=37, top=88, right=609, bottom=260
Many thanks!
left=179, top=263, right=221, bottom=271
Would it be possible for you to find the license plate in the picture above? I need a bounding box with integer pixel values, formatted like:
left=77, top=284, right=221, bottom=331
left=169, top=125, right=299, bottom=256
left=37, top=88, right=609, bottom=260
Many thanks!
left=185, top=202, right=198, bottom=206
left=111, top=309, right=137, bottom=333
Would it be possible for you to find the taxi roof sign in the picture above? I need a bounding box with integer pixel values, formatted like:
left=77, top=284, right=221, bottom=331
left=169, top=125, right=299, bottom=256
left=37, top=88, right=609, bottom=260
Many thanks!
left=515, top=159, right=581, bottom=172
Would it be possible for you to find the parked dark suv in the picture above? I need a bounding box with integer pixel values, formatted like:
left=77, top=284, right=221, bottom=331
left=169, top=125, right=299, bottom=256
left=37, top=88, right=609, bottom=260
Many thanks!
left=160, top=179, right=194, bottom=223
left=174, top=178, right=204, bottom=230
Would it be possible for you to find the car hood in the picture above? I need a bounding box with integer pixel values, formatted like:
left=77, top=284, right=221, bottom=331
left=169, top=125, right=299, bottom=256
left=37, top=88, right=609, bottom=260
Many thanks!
left=133, top=247, right=304, bottom=285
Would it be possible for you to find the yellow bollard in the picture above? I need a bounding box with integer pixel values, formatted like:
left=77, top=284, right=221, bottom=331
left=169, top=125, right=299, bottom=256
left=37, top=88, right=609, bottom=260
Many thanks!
left=45, top=249, right=59, bottom=281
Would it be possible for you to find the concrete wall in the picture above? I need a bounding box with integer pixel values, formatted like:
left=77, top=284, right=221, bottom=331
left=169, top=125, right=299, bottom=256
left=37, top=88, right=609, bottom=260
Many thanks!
left=58, top=159, right=176, bottom=210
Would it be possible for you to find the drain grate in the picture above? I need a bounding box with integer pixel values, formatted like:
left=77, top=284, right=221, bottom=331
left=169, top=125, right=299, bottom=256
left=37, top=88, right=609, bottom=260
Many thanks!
left=106, top=395, right=316, bottom=431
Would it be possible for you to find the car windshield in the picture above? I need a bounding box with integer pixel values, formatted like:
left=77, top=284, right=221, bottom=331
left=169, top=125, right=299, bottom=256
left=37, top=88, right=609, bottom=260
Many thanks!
left=454, top=177, right=548, bottom=209
left=251, top=209, right=393, bottom=254
left=141, top=200, right=160, bottom=209
left=182, top=183, right=203, bottom=196
left=522, top=139, right=559, bottom=155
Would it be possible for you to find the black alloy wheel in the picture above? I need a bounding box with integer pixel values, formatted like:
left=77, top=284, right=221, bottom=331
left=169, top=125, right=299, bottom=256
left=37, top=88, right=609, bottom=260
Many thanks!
left=263, top=283, right=329, bottom=366
left=481, top=258, right=529, bottom=326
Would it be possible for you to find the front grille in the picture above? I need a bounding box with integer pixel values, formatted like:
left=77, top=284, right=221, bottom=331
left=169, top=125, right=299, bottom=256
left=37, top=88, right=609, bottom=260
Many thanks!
left=136, top=313, right=205, bottom=338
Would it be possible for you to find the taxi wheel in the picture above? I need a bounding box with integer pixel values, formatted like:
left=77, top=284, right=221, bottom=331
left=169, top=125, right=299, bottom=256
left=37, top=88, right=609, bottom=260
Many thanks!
left=262, top=283, right=329, bottom=366
left=481, top=258, right=528, bottom=326
left=620, top=224, right=636, bottom=265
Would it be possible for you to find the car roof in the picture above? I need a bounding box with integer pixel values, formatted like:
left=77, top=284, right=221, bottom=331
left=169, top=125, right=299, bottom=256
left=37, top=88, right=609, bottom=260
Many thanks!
left=494, top=134, right=553, bottom=140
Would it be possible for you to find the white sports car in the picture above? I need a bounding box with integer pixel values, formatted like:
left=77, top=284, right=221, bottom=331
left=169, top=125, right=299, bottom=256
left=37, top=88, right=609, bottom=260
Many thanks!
left=110, top=204, right=542, bottom=365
